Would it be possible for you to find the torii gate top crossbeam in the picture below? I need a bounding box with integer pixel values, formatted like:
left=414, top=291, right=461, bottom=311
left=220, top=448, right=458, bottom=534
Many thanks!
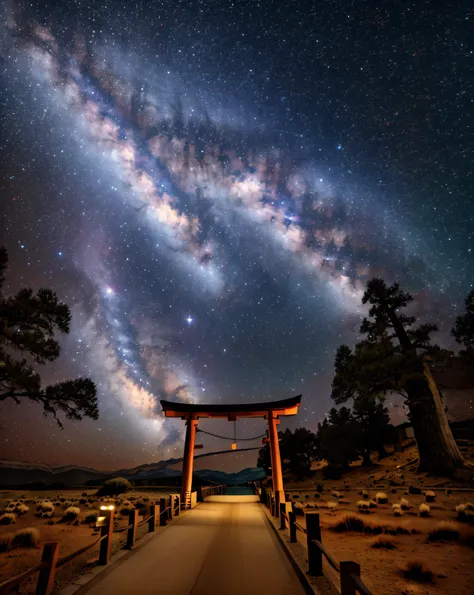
left=160, top=394, right=301, bottom=420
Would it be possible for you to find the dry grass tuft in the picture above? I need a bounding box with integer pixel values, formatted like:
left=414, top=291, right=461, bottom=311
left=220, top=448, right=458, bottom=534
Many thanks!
left=427, top=521, right=460, bottom=542
left=371, top=536, right=396, bottom=549
left=392, top=505, right=403, bottom=517
left=14, top=504, right=29, bottom=516
left=400, top=498, right=413, bottom=511
left=0, top=533, right=13, bottom=552
left=402, top=559, right=434, bottom=583
left=419, top=503, right=430, bottom=517
left=63, top=506, right=80, bottom=521
left=12, top=528, right=40, bottom=549
left=425, top=490, right=436, bottom=503
left=357, top=500, right=370, bottom=511
left=327, top=501, right=339, bottom=510
left=375, top=492, right=388, bottom=504
left=0, top=513, right=16, bottom=525
left=456, top=503, right=474, bottom=524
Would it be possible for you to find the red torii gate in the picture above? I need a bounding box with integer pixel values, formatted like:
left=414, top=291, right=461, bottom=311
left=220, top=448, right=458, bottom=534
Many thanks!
left=160, top=395, right=302, bottom=507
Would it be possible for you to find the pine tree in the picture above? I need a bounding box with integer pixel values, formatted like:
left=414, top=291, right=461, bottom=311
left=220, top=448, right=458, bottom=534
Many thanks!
left=452, top=289, right=474, bottom=361
left=317, top=407, right=361, bottom=472
left=0, top=247, right=98, bottom=428
left=331, top=278, right=465, bottom=476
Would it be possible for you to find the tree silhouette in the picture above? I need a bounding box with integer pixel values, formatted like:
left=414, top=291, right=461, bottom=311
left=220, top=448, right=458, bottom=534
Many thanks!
left=0, top=247, right=98, bottom=428
left=257, top=427, right=319, bottom=480
left=452, top=289, right=474, bottom=361
left=352, top=398, right=392, bottom=464
left=331, top=278, right=465, bottom=475
left=317, top=407, right=360, bottom=473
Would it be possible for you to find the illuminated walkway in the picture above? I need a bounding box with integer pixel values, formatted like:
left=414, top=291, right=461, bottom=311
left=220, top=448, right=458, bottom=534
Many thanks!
left=79, top=502, right=305, bottom=595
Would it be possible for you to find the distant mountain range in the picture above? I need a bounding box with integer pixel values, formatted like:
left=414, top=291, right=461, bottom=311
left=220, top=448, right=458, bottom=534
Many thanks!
left=0, top=458, right=266, bottom=488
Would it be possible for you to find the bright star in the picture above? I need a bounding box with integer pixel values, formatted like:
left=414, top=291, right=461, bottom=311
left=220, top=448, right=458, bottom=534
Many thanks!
left=186, top=316, right=193, bottom=324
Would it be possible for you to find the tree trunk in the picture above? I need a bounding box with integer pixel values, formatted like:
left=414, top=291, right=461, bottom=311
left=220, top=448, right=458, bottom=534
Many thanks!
left=377, top=445, right=388, bottom=459
left=361, top=451, right=372, bottom=466
left=407, top=367, right=465, bottom=475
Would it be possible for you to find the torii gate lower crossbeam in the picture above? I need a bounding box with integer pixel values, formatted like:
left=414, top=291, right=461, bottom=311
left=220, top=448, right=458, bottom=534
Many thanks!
left=160, top=395, right=302, bottom=510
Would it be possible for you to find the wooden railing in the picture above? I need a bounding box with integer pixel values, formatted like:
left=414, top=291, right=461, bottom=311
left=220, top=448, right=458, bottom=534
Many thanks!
left=0, top=491, right=189, bottom=595
left=261, top=488, right=374, bottom=595
left=199, top=484, right=226, bottom=500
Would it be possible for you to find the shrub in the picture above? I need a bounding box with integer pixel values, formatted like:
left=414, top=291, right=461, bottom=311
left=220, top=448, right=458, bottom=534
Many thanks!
left=369, top=500, right=378, bottom=508
left=6, top=502, right=16, bottom=510
left=427, top=521, right=460, bottom=542
left=42, top=511, right=53, bottom=518
left=0, top=513, right=16, bottom=525
left=425, top=490, right=436, bottom=503
left=97, top=477, right=131, bottom=496
left=419, top=503, right=430, bottom=517
left=0, top=533, right=13, bottom=552
left=292, top=494, right=299, bottom=499
left=12, top=528, right=40, bottom=549
left=332, top=491, right=343, bottom=499
left=82, top=492, right=88, bottom=497
left=402, top=559, right=434, bottom=583
left=59, top=497, right=66, bottom=503
left=316, top=484, right=324, bottom=493
left=375, top=492, right=388, bottom=504
left=79, top=499, right=86, bottom=505
left=40, top=501, right=54, bottom=513
left=85, top=513, right=98, bottom=524
left=371, top=537, right=396, bottom=549
left=400, top=498, right=412, bottom=511
left=392, top=505, right=403, bottom=517
left=14, top=504, right=29, bottom=516
left=63, top=506, right=80, bottom=521
left=360, top=490, right=369, bottom=499
left=408, top=486, right=422, bottom=495
left=327, top=501, right=338, bottom=510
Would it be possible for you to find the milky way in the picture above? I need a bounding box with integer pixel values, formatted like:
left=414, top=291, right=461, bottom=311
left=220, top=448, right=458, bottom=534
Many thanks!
left=1, top=1, right=472, bottom=469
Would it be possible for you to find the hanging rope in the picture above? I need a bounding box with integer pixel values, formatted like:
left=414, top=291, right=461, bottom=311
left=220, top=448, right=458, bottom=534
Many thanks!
left=196, top=428, right=266, bottom=441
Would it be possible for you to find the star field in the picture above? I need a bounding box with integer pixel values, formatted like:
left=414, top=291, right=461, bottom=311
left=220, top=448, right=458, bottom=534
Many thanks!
left=0, top=1, right=473, bottom=470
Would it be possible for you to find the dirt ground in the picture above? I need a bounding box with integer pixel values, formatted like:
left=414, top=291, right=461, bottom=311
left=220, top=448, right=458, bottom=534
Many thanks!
left=0, top=488, right=178, bottom=593
left=279, top=442, right=474, bottom=595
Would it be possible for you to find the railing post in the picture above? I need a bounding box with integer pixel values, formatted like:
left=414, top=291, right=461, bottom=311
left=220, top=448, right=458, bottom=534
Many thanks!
left=148, top=504, right=158, bottom=532
left=35, top=542, right=59, bottom=595
left=126, top=509, right=138, bottom=549
left=99, top=508, right=114, bottom=565
left=306, top=512, right=323, bottom=576
left=279, top=503, right=286, bottom=530
left=340, top=561, right=360, bottom=595
left=176, top=495, right=180, bottom=516
left=159, top=498, right=167, bottom=526
left=169, top=495, right=175, bottom=519
left=288, top=510, right=297, bottom=543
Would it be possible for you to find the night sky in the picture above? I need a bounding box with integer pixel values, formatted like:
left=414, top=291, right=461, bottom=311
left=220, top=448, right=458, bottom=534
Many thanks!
left=0, top=1, right=473, bottom=471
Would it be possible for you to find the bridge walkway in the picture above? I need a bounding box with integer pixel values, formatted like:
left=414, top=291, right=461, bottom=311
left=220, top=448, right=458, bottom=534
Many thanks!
left=77, top=501, right=305, bottom=595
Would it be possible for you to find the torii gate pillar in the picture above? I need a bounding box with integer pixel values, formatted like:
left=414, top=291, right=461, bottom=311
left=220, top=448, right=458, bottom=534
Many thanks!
left=181, top=419, right=198, bottom=504
left=268, top=411, right=284, bottom=504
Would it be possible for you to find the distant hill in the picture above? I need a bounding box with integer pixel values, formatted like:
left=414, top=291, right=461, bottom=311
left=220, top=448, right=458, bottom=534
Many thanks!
left=0, top=459, right=266, bottom=488
left=0, top=460, right=108, bottom=487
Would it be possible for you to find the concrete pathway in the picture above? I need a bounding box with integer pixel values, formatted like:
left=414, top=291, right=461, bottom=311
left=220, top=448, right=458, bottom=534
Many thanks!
left=79, top=502, right=305, bottom=595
